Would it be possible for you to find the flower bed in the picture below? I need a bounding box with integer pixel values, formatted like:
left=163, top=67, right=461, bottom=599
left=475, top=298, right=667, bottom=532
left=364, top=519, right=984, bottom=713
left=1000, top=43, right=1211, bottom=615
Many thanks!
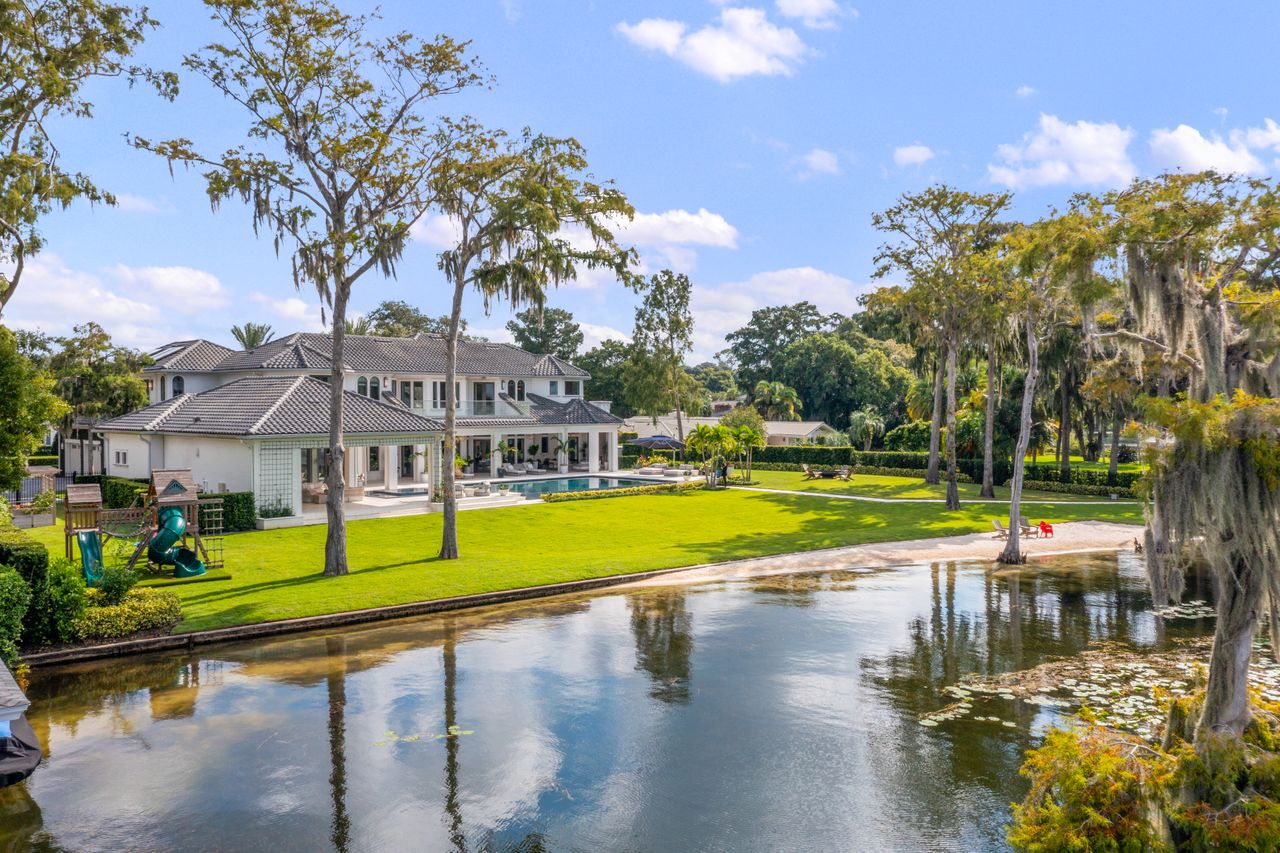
left=542, top=481, right=705, bottom=503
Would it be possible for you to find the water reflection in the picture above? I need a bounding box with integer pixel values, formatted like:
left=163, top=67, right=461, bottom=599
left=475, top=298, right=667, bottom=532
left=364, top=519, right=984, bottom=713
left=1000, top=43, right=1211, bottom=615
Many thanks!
left=0, top=552, right=1210, bottom=852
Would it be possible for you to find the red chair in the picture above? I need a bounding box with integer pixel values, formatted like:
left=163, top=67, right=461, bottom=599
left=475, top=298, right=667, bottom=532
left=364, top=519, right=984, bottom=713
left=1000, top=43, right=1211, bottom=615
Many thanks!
left=1039, top=521, right=1054, bottom=538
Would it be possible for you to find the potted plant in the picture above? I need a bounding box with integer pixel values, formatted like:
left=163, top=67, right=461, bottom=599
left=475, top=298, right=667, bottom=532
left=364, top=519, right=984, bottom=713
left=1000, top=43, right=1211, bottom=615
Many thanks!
left=15, top=490, right=55, bottom=528
left=549, top=437, right=569, bottom=474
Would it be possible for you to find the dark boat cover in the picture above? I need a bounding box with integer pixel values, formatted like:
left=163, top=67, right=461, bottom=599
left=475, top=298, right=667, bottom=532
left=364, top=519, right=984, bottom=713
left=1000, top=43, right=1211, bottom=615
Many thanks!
left=0, top=718, right=41, bottom=787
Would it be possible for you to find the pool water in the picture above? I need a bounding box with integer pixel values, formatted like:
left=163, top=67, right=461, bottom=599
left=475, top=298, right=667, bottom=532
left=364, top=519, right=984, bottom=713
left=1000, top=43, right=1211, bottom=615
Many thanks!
left=501, top=475, right=661, bottom=497
left=0, top=552, right=1208, bottom=851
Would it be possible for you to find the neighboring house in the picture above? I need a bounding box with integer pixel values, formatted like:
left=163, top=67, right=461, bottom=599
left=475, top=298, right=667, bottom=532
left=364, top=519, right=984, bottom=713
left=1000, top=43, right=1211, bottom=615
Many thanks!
left=623, top=413, right=841, bottom=446
left=100, top=332, right=624, bottom=520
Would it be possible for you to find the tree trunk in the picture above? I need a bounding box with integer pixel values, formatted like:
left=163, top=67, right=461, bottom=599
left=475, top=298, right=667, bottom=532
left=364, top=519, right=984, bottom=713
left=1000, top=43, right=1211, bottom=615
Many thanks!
left=944, top=342, right=960, bottom=510
left=926, top=349, right=945, bottom=485
left=670, top=346, right=684, bottom=443
left=981, top=348, right=997, bottom=498
left=325, top=637, right=350, bottom=851
left=443, top=630, right=464, bottom=850
left=323, top=286, right=350, bottom=577
left=1000, top=315, right=1039, bottom=564
left=1108, top=414, right=1121, bottom=480
left=1057, top=371, right=1071, bottom=478
left=1197, top=550, right=1264, bottom=739
left=439, top=279, right=466, bottom=560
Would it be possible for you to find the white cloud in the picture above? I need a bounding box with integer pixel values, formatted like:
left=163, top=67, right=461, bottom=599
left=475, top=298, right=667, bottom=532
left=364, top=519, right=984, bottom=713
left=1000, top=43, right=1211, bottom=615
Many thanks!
left=579, top=322, right=632, bottom=349
left=1015, top=85, right=1036, bottom=98
left=408, top=213, right=462, bottom=249
left=892, top=144, right=934, bottom=167
left=798, top=147, right=841, bottom=177
left=108, top=264, right=229, bottom=314
left=621, top=208, right=739, bottom=249
left=250, top=292, right=326, bottom=331
left=1244, top=118, right=1280, bottom=152
left=988, top=114, right=1136, bottom=189
left=690, top=266, right=873, bottom=358
left=112, top=193, right=168, bottom=214
left=617, top=8, right=809, bottom=83
left=775, top=0, right=849, bottom=29
left=1149, top=124, right=1264, bottom=174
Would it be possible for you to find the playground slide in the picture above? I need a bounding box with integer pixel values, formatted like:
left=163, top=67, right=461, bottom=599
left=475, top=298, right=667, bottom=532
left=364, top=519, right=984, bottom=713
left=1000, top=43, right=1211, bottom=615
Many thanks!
left=148, top=507, right=206, bottom=579
left=76, top=532, right=106, bottom=584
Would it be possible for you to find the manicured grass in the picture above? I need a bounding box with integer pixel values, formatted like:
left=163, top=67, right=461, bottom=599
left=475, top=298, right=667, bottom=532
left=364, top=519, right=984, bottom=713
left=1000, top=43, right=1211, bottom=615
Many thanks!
left=26, top=488, right=1143, bottom=634
left=1021, top=454, right=1145, bottom=473
left=746, top=470, right=1132, bottom=502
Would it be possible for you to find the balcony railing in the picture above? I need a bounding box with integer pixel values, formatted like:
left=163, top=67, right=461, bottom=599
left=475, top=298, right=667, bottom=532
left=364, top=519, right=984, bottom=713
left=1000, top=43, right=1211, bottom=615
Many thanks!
left=420, top=398, right=530, bottom=418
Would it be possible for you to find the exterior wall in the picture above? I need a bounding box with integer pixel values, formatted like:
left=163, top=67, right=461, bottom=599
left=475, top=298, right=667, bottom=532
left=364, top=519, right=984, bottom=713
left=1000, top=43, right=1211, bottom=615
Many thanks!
left=103, top=433, right=152, bottom=479
left=160, top=436, right=254, bottom=492
left=147, top=372, right=223, bottom=403
left=61, top=440, right=104, bottom=476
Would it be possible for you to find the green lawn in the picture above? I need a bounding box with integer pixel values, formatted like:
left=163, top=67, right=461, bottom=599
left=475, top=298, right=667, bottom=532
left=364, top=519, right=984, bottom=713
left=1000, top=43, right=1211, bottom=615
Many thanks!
left=1022, top=454, right=1145, bottom=473
left=25, top=488, right=1143, bottom=633
left=745, top=470, right=1133, bottom=502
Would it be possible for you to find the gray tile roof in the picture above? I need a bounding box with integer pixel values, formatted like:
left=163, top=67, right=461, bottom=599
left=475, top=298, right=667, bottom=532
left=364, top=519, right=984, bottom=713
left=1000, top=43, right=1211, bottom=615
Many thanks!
left=147, top=339, right=236, bottom=371
left=146, top=332, right=590, bottom=378
left=99, top=376, right=443, bottom=437
left=525, top=394, right=623, bottom=426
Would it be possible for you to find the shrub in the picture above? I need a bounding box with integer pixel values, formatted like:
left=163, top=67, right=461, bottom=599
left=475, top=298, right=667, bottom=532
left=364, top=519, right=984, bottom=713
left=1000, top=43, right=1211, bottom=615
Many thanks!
left=1022, top=464, right=1143, bottom=489
left=21, top=490, right=55, bottom=516
left=75, top=587, right=182, bottom=640
left=25, top=454, right=59, bottom=468
left=0, top=525, right=50, bottom=645
left=257, top=500, right=294, bottom=519
left=219, top=491, right=256, bottom=531
left=750, top=462, right=976, bottom=482
left=96, top=565, right=137, bottom=606
left=45, top=558, right=87, bottom=645
left=0, top=568, right=31, bottom=667
left=74, top=474, right=149, bottom=508
left=543, top=481, right=705, bottom=502
left=1017, top=479, right=1137, bottom=499
left=0, top=497, right=10, bottom=528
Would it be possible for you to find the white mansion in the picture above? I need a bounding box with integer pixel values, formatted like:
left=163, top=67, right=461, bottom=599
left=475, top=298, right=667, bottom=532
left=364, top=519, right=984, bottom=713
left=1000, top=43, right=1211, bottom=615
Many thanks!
left=99, top=332, right=624, bottom=520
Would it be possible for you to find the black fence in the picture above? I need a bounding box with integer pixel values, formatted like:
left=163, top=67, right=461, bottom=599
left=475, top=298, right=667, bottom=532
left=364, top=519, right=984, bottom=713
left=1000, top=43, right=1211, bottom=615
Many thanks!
left=2, top=475, right=72, bottom=505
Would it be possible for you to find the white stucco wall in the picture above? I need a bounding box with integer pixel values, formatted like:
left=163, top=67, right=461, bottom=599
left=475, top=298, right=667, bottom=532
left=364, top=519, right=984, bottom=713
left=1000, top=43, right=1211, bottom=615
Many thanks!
left=103, top=433, right=152, bottom=479
left=156, top=436, right=254, bottom=493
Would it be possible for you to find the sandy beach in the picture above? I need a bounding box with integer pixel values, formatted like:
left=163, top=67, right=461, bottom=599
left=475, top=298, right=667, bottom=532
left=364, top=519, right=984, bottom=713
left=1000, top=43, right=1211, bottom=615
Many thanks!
left=619, top=520, right=1145, bottom=588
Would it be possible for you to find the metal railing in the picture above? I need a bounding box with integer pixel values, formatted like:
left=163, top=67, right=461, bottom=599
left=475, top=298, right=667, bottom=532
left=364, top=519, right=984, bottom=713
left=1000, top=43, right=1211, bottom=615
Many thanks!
left=421, top=399, right=530, bottom=418
left=2, top=474, right=72, bottom=504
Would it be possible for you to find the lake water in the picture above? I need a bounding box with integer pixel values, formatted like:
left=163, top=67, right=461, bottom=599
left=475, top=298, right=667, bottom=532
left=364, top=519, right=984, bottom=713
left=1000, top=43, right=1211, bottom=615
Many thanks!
left=0, top=551, right=1207, bottom=852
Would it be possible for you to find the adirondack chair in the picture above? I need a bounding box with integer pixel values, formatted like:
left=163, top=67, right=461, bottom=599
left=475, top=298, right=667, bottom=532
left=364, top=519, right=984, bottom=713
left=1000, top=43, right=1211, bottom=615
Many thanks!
left=801, top=464, right=818, bottom=480
left=1018, top=516, right=1039, bottom=538
left=992, top=519, right=1010, bottom=539
left=836, top=466, right=852, bottom=481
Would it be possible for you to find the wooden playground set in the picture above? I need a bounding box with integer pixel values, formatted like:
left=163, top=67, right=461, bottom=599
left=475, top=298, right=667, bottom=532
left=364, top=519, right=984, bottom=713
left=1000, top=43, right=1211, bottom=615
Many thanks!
left=64, top=469, right=224, bottom=581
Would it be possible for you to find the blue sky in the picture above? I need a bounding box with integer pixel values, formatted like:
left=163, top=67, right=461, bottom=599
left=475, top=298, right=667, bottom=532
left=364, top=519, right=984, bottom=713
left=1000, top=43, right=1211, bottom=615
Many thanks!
left=7, top=0, right=1279, bottom=360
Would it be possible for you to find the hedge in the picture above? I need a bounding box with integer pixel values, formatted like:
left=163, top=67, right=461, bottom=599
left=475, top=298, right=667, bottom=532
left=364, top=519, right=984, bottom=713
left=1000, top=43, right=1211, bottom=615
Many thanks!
left=542, top=481, right=705, bottom=503
left=0, top=568, right=31, bottom=666
left=0, top=524, right=52, bottom=646
left=1022, top=464, right=1143, bottom=489
left=750, top=445, right=1012, bottom=483
left=25, top=455, right=59, bottom=468
left=751, top=462, right=976, bottom=482
left=1017, top=479, right=1138, bottom=499
left=213, top=492, right=256, bottom=532
left=73, top=474, right=150, bottom=508
left=75, top=587, right=182, bottom=640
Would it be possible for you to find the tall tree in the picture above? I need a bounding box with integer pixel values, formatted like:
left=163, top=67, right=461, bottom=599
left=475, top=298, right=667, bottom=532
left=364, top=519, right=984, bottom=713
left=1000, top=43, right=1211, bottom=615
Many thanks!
left=505, top=306, right=583, bottom=360
left=752, top=380, right=803, bottom=421
left=873, top=185, right=1011, bottom=509
left=720, top=301, right=829, bottom=390
left=689, top=362, right=738, bottom=400
left=363, top=299, right=467, bottom=337
left=47, top=322, right=149, bottom=474
left=0, top=1, right=175, bottom=315
left=847, top=404, right=886, bottom=451
left=632, top=270, right=694, bottom=441
left=136, top=0, right=483, bottom=577
left=430, top=122, right=636, bottom=559
left=230, top=322, right=274, bottom=349
left=0, top=326, right=67, bottom=489
left=1088, top=172, right=1280, bottom=745
left=576, top=338, right=631, bottom=415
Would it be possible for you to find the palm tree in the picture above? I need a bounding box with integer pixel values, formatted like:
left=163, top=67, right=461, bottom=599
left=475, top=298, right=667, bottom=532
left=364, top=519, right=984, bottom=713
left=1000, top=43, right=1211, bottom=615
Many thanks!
left=734, top=424, right=765, bottom=482
left=229, top=322, right=274, bottom=350
left=847, top=405, right=886, bottom=451
left=342, top=315, right=373, bottom=335
left=753, top=380, right=802, bottom=421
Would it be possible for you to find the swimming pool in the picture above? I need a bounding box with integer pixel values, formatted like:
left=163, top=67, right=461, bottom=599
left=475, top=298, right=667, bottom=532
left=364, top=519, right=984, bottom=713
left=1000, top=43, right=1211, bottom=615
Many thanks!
left=501, top=475, right=661, bottom=497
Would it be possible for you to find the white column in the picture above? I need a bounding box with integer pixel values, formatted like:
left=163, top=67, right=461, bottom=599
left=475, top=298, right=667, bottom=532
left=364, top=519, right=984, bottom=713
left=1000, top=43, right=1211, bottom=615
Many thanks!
left=558, top=428, right=568, bottom=473
left=609, top=431, right=620, bottom=472
left=413, top=443, right=426, bottom=483
left=385, top=445, right=399, bottom=490
left=491, top=431, right=502, bottom=476
left=588, top=431, right=601, bottom=473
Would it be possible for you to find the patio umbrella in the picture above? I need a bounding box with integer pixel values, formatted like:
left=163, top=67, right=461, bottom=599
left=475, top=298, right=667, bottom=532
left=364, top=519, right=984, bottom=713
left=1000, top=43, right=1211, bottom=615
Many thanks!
left=626, top=434, right=687, bottom=463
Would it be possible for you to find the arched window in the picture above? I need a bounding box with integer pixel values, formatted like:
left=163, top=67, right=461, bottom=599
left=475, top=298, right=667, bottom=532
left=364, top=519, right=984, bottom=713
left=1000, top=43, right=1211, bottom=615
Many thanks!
left=516, top=380, right=525, bottom=401
left=171, top=376, right=185, bottom=397
left=357, top=377, right=367, bottom=396
left=507, top=380, right=516, bottom=397
left=369, top=377, right=380, bottom=398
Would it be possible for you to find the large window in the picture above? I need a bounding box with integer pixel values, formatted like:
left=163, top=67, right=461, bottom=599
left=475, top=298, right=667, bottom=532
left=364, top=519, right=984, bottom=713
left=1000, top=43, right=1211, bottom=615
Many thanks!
left=516, top=380, right=525, bottom=400
left=507, top=380, right=516, bottom=398
left=431, top=381, right=460, bottom=409
left=472, top=381, right=495, bottom=415
left=549, top=380, right=559, bottom=396
left=368, top=446, right=380, bottom=471
left=400, top=446, right=414, bottom=478
left=357, top=377, right=368, bottom=396
left=171, top=375, right=185, bottom=397
left=564, top=380, right=580, bottom=396
left=369, top=377, right=380, bottom=398
left=401, top=380, right=423, bottom=408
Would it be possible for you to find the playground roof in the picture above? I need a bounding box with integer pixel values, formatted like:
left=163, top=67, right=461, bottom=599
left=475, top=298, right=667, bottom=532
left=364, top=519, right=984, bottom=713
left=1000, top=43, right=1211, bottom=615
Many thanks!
left=98, top=376, right=444, bottom=438
left=144, top=332, right=591, bottom=379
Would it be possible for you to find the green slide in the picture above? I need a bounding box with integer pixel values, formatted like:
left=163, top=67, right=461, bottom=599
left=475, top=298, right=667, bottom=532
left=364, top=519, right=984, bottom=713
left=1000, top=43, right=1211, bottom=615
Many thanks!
left=148, top=507, right=206, bottom=579
left=77, top=531, right=106, bottom=584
